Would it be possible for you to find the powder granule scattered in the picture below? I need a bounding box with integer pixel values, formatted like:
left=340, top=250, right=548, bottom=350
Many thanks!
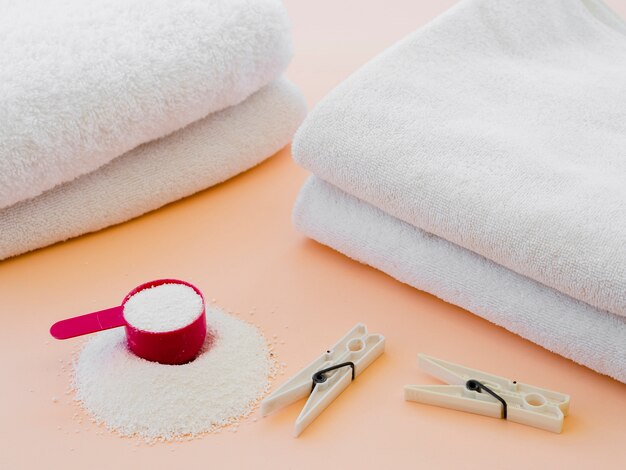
left=123, top=283, right=203, bottom=333
left=73, top=307, right=276, bottom=441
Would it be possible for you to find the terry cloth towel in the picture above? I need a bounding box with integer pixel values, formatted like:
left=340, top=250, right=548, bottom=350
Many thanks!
left=294, top=177, right=626, bottom=382
left=0, top=0, right=293, bottom=209
left=293, top=0, right=626, bottom=318
left=0, top=79, right=306, bottom=260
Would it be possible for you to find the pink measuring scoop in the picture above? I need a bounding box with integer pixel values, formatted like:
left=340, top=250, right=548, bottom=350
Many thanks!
left=50, top=279, right=208, bottom=365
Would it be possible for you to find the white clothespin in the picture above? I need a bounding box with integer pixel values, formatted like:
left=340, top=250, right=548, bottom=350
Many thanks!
left=261, top=323, right=385, bottom=436
left=404, top=353, right=570, bottom=433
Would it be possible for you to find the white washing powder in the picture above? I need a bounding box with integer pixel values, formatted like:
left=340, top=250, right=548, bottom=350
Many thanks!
left=73, top=307, right=277, bottom=441
left=123, top=283, right=203, bottom=332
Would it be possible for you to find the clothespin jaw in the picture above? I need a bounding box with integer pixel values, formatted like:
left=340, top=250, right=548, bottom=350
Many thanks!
left=261, top=323, right=385, bottom=436
left=404, top=354, right=570, bottom=433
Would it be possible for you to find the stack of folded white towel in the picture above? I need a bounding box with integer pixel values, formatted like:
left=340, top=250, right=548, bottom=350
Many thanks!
left=0, top=0, right=306, bottom=259
left=293, top=0, right=626, bottom=382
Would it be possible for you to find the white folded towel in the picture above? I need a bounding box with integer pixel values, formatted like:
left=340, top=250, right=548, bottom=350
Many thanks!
left=294, top=177, right=626, bottom=382
left=0, top=79, right=306, bottom=260
left=0, top=0, right=292, bottom=209
left=293, top=0, right=626, bottom=317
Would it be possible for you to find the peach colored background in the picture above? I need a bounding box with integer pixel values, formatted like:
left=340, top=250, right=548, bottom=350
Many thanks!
left=2, top=1, right=626, bottom=468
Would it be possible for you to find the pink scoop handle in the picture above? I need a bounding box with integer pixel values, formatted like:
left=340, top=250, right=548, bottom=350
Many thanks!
left=50, top=305, right=126, bottom=339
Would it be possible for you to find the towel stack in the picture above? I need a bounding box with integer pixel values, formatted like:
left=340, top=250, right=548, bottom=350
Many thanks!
left=293, top=0, right=626, bottom=382
left=0, top=0, right=306, bottom=259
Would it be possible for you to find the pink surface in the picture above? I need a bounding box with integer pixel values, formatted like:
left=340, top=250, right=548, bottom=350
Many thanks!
left=1, top=1, right=626, bottom=468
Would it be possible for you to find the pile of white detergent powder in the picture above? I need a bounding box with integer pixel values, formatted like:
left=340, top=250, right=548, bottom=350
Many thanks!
left=73, top=283, right=278, bottom=442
